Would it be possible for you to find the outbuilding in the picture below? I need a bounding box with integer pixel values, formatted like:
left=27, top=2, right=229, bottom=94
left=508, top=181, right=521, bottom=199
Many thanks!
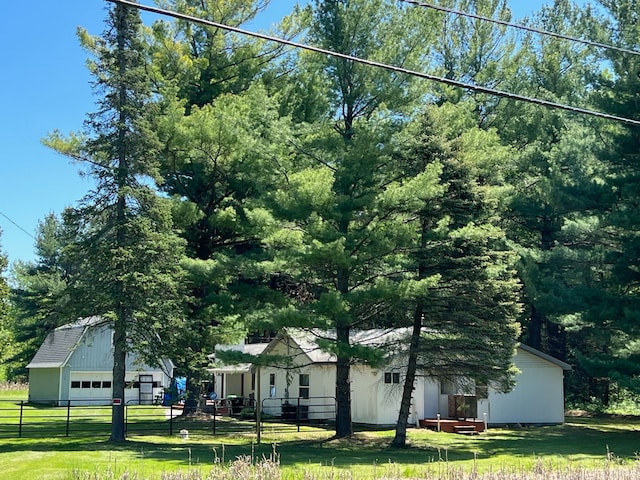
left=27, top=316, right=174, bottom=406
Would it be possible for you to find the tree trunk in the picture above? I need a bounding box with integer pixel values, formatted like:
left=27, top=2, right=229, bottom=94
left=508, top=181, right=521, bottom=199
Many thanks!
left=334, top=324, right=352, bottom=438
left=182, top=379, right=200, bottom=415
left=110, top=313, right=127, bottom=441
left=391, top=303, right=423, bottom=448
left=110, top=3, right=130, bottom=443
left=527, top=304, right=543, bottom=350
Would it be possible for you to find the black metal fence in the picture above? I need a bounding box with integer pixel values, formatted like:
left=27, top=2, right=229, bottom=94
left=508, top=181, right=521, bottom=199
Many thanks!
left=0, top=397, right=336, bottom=439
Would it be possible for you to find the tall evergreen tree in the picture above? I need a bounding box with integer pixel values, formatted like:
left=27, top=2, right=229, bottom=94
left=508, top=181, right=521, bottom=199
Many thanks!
left=576, top=0, right=640, bottom=394
left=9, top=214, right=71, bottom=380
left=147, top=0, right=306, bottom=405
left=0, top=230, right=12, bottom=380
left=154, top=84, right=289, bottom=406
left=259, top=0, right=434, bottom=438
left=45, top=3, right=186, bottom=441
left=391, top=103, right=521, bottom=447
left=491, top=0, right=610, bottom=367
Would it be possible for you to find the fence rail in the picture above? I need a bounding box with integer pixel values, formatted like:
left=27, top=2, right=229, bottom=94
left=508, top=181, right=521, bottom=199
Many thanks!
left=0, top=397, right=336, bottom=439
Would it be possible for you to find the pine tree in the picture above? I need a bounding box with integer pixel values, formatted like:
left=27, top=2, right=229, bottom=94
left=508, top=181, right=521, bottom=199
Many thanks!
left=8, top=214, right=71, bottom=380
left=576, top=0, right=640, bottom=395
left=391, top=103, right=521, bottom=447
left=0, top=230, right=12, bottom=380
left=260, top=0, right=434, bottom=438
left=44, top=2, right=186, bottom=441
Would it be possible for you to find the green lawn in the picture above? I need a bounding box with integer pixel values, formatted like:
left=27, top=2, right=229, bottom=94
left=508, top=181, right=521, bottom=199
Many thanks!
left=0, top=414, right=638, bottom=479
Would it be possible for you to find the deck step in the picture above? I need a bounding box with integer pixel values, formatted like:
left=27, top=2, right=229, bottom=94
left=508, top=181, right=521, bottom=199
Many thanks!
left=453, top=425, right=478, bottom=435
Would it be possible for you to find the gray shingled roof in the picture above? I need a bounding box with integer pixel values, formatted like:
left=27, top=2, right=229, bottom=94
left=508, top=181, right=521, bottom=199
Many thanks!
left=264, top=329, right=572, bottom=370
left=26, top=316, right=107, bottom=369
left=263, top=328, right=404, bottom=364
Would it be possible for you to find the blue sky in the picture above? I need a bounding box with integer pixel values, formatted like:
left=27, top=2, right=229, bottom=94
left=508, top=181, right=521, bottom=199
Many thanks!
left=0, top=0, right=568, bottom=266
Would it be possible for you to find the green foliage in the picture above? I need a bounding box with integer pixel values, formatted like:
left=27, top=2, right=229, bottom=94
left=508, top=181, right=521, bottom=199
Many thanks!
left=44, top=3, right=188, bottom=441
left=8, top=214, right=70, bottom=380
left=0, top=231, right=14, bottom=380
left=400, top=102, right=522, bottom=383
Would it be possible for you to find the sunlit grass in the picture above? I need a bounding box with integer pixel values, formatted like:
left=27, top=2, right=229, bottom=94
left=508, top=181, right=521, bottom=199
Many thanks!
left=1, top=383, right=639, bottom=479
left=1, top=417, right=639, bottom=479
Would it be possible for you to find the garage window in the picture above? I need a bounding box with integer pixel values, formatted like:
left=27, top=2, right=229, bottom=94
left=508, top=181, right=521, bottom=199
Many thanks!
left=81, top=381, right=91, bottom=388
left=102, top=381, right=112, bottom=389
left=92, top=381, right=101, bottom=388
left=71, top=381, right=81, bottom=388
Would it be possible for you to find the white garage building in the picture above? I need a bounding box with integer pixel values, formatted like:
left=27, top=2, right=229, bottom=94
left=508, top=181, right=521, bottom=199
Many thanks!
left=27, top=316, right=173, bottom=406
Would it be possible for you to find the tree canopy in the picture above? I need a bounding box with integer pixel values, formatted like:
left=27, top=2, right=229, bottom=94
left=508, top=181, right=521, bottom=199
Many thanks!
left=6, top=0, right=640, bottom=440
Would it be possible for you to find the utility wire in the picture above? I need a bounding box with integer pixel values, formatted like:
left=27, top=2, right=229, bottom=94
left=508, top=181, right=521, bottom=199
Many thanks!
left=106, top=0, right=640, bottom=127
left=0, top=210, right=36, bottom=240
left=399, top=0, right=640, bottom=58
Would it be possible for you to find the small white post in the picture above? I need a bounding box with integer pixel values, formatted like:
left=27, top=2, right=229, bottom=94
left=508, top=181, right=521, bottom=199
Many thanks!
left=483, top=412, right=488, bottom=431
left=437, top=413, right=441, bottom=432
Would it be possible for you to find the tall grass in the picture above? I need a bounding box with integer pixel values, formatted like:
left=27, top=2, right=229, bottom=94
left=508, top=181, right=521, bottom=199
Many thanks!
left=70, top=455, right=640, bottom=480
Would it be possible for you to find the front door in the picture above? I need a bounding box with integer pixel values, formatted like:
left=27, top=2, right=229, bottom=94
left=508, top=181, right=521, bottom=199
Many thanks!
left=139, top=374, right=154, bottom=405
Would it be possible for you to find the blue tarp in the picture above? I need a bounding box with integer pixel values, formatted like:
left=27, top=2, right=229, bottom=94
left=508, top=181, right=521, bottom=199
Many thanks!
left=163, top=376, right=187, bottom=405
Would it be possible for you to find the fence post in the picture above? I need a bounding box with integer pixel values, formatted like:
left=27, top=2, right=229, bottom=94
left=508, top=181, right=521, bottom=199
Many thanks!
left=169, top=403, right=173, bottom=436
left=18, top=401, right=24, bottom=438
left=66, top=400, right=71, bottom=437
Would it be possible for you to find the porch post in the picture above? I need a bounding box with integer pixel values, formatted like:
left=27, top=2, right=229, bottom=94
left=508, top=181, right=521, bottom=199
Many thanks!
left=255, top=366, right=261, bottom=444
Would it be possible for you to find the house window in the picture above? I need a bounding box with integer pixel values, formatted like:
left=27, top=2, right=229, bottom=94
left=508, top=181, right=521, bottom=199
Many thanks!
left=251, top=373, right=256, bottom=391
left=384, top=372, right=400, bottom=384
left=71, top=381, right=81, bottom=388
left=269, top=373, right=276, bottom=398
left=299, top=374, right=310, bottom=399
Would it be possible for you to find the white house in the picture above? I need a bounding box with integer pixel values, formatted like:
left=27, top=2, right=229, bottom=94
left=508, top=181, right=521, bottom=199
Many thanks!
left=27, top=316, right=174, bottom=406
left=209, top=329, right=571, bottom=427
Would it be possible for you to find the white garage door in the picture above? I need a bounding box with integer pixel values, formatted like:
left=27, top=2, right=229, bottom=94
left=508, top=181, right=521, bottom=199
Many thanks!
left=69, top=372, right=113, bottom=405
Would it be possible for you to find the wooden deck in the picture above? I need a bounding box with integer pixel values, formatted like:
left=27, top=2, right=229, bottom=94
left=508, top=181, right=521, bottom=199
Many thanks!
left=419, top=418, right=485, bottom=434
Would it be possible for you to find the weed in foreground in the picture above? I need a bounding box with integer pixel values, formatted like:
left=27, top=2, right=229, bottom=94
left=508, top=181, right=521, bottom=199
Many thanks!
left=70, top=456, right=640, bottom=480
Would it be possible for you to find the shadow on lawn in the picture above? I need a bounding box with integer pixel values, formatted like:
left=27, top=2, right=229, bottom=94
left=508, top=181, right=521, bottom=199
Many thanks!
left=0, top=417, right=638, bottom=469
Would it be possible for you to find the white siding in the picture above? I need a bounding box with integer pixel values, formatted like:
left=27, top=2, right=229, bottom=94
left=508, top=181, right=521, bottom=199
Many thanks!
left=422, top=378, right=440, bottom=418
left=420, top=347, right=567, bottom=425
left=351, top=363, right=423, bottom=426
left=258, top=338, right=336, bottom=420
left=486, top=348, right=566, bottom=424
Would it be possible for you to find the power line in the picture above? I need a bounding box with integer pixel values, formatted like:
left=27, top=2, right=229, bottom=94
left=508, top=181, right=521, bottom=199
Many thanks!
left=106, top=0, right=640, bottom=127
left=399, top=0, right=640, bottom=58
left=0, top=210, right=36, bottom=240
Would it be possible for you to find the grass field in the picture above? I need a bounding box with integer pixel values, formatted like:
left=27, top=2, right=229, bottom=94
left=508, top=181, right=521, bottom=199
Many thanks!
left=1, top=384, right=639, bottom=479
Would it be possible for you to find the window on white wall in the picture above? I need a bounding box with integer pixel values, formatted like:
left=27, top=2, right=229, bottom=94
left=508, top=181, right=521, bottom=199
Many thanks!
left=269, top=373, right=276, bottom=398
left=299, top=373, right=310, bottom=399
left=384, top=372, right=400, bottom=384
